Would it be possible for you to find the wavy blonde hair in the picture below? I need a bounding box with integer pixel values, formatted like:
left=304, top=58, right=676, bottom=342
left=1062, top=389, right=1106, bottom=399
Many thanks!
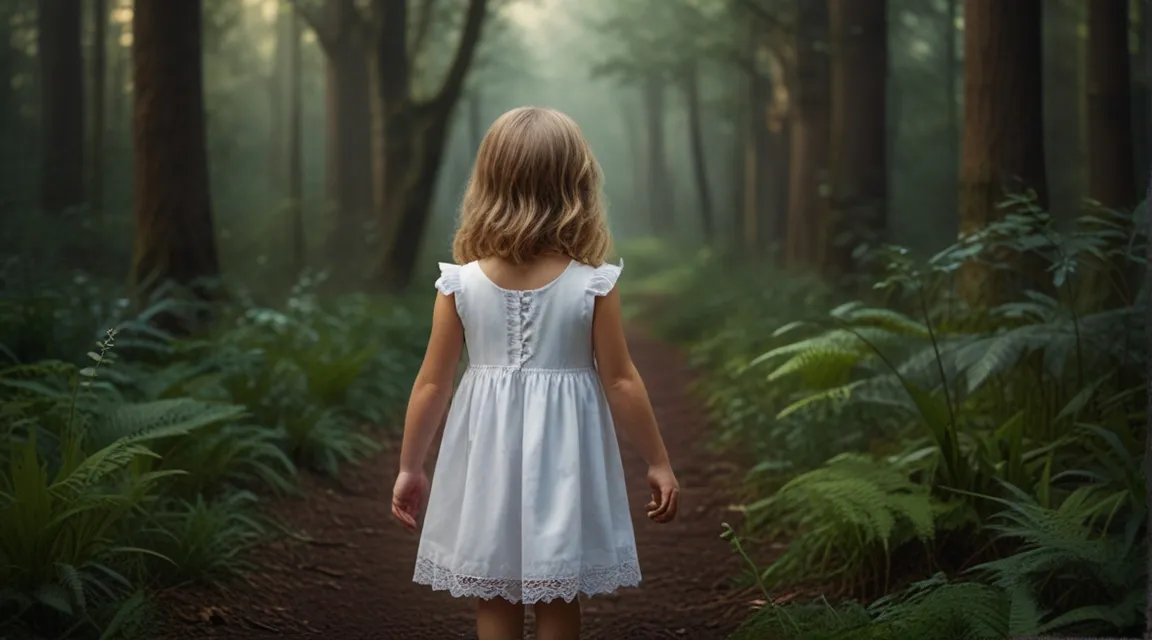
left=452, top=106, right=612, bottom=266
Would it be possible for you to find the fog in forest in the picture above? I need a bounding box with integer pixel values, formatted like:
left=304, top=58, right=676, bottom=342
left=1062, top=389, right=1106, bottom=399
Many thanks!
left=0, top=1, right=1149, bottom=639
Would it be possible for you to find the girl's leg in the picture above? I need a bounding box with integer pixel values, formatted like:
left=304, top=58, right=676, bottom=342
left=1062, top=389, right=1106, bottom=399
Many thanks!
left=476, top=597, right=525, bottom=640
left=533, top=598, right=581, bottom=640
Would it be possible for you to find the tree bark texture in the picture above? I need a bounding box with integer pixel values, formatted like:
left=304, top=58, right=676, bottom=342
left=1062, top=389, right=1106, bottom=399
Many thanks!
left=374, top=0, right=488, bottom=290
left=302, top=0, right=374, bottom=277
left=289, top=6, right=305, bottom=275
left=683, top=60, right=715, bottom=243
left=1087, top=0, right=1137, bottom=210
left=1042, top=0, right=1087, bottom=225
left=643, top=72, right=674, bottom=233
left=38, top=0, right=85, bottom=214
left=785, top=0, right=831, bottom=272
left=130, top=0, right=220, bottom=304
left=91, top=0, right=106, bottom=214
left=828, top=0, right=888, bottom=278
left=957, top=0, right=1048, bottom=308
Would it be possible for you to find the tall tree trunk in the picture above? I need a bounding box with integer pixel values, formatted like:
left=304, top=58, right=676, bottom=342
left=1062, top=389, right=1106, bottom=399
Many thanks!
left=38, top=0, right=85, bottom=214
left=945, top=0, right=959, bottom=170
left=469, top=89, right=483, bottom=158
left=828, top=0, right=888, bottom=280
left=1145, top=0, right=1152, bottom=180
left=269, top=8, right=286, bottom=192
left=110, top=18, right=125, bottom=137
left=785, top=0, right=831, bottom=271
left=763, top=46, right=792, bottom=255
left=682, top=60, right=714, bottom=243
left=288, top=5, right=305, bottom=276
left=1043, top=0, right=1088, bottom=226
left=1087, top=0, right=1137, bottom=210
left=375, top=0, right=488, bottom=289
left=622, top=94, right=649, bottom=233
left=957, top=0, right=1048, bottom=308
left=1085, top=0, right=1138, bottom=307
left=91, top=0, right=106, bottom=214
left=740, top=19, right=761, bottom=254
left=643, top=72, right=673, bottom=232
left=303, top=0, right=374, bottom=282
left=131, top=0, right=220, bottom=313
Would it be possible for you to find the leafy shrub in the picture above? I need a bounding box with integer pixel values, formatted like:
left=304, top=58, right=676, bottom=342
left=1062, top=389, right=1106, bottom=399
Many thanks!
left=640, top=197, right=1147, bottom=637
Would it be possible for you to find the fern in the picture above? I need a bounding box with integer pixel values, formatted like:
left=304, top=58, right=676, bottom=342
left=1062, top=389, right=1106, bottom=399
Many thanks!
left=748, top=454, right=937, bottom=587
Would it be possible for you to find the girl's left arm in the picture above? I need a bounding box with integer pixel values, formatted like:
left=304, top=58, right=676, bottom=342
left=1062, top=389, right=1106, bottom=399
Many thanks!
left=398, top=292, right=464, bottom=474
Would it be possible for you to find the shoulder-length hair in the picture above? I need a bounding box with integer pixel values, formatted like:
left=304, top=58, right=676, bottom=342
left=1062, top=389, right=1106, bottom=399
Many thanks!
left=451, top=106, right=612, bottom=266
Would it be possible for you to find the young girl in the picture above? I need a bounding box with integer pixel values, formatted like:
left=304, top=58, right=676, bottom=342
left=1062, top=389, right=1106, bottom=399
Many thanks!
left=390, top=106, right=680, bottom=640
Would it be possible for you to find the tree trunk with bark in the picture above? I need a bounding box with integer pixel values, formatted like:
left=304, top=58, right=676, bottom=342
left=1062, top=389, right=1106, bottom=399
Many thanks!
left=299, top=0, right=374, bottom=280
left=1087, top=0, right=1137, bottom=211
left=785, top=0, right=831, bottom=272
left=828, top=0, right=888, bottom=280
left=957, top=0, right=1048, bottom=308
left=1043, top=0, right=1088, bottom=225
left=682, top=60, right=714, bottom=243
left=91, top=0, right=106, bottom=214
left=130, top=0, right=220, bottom=313
left=945, top=0, right=959, bottom=170
left=373, top=0, right=488, bottom=290
left=469, top=89, right=484, bottom=159
left=38, top=0, right=85, bottom=214
left=643, top=72, right=674, bottom=233
left=269, top=6, right=287, bottom=192
left=1084, top=0, right=1138, bottom=307
left=762, top=44, right=792, bottom=257
left=288, top=6, right=305, bottom=276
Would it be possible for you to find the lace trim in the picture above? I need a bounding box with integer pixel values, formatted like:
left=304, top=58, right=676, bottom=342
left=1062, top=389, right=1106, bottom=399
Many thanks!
left=503, top=290, right=535, bottom=367
left=586, top=259, right=624, bottom=297
left=412, top=555, right=642, bottom=604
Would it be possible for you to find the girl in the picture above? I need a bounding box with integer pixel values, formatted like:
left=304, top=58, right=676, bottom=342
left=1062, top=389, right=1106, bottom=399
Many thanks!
left=391, top=106, right=680, bottom=640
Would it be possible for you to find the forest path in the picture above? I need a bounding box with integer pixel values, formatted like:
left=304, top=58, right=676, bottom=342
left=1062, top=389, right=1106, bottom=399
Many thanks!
left=155, top=333, right=755, bottom=639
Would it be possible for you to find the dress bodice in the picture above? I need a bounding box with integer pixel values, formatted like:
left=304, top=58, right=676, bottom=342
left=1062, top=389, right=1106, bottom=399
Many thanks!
left=434, top=260, right=622, bottom=371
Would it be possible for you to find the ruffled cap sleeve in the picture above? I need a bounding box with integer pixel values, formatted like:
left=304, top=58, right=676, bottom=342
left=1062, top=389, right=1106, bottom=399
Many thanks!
left=586, top=259, right=624, bottom=297
left=434, top=263, right=462, bottom=296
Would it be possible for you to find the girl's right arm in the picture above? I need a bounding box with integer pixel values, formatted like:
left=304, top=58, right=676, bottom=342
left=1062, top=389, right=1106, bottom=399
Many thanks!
left=592, top=287, right=679, bottom=523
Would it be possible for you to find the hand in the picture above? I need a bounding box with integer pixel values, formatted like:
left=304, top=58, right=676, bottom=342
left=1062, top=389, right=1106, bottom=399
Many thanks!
left=392, top=470, right=430, bottom=532
left=646, top=463, right=679, bottom=523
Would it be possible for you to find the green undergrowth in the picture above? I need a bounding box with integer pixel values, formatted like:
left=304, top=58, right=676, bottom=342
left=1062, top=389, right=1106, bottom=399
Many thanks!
left=628, top=197, right=1148, bottom=639
left=0, top=268, right=429, bottom=639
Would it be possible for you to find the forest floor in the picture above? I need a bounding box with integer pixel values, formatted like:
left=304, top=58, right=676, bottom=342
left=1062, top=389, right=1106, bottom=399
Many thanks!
left=153, top=333, right=760, bottom=639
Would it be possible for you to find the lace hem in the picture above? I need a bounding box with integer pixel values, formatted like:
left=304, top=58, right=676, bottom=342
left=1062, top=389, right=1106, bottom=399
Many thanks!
left=412, top=555, right=641, bottom=604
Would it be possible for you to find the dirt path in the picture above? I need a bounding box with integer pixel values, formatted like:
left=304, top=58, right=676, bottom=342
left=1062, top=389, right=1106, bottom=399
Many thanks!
left=155, top=334, right=754, bottom=639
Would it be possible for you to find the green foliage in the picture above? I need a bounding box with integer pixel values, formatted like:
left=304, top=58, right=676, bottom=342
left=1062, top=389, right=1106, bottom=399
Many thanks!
left=744, top=454, right=938, bottom=592
left=0, top=275, right=429, bottom=637
left=639, top=197, right=1147, bottom=638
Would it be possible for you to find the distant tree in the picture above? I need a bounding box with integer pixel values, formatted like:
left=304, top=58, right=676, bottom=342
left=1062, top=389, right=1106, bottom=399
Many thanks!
left=785, top=0, right=830, bottom=271
left=292, top=0, right=374, bottom=278
left=37, top=0, right=84, bottom=214
left=372, top=0, right=489, bottom=289
left=957, top=0, right=1047, bottom=307
left=681, top=58, right=715, bottom=241
left=288, top=4, right=305, bottom=276
left=1086, top=0, right=1137, bottom=211
left=130, top=0, right=220, bottom=311
left=1043, top=0, right=1087, bottom=224
left=827, top=0, right=888, bottom=279
left=90, top=0, right=107, bottom=214
left=643, top=71, right=675, bottom=232
left=591, top=0, right=745, bottom=242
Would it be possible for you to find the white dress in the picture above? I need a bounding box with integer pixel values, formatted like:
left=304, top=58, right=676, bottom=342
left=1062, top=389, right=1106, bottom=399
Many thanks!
left=412, top=259, right=641, bottom=604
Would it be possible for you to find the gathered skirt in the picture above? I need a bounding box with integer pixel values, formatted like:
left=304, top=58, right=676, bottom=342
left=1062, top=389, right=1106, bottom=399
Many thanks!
left=412, top=365, right=641, bottom=604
